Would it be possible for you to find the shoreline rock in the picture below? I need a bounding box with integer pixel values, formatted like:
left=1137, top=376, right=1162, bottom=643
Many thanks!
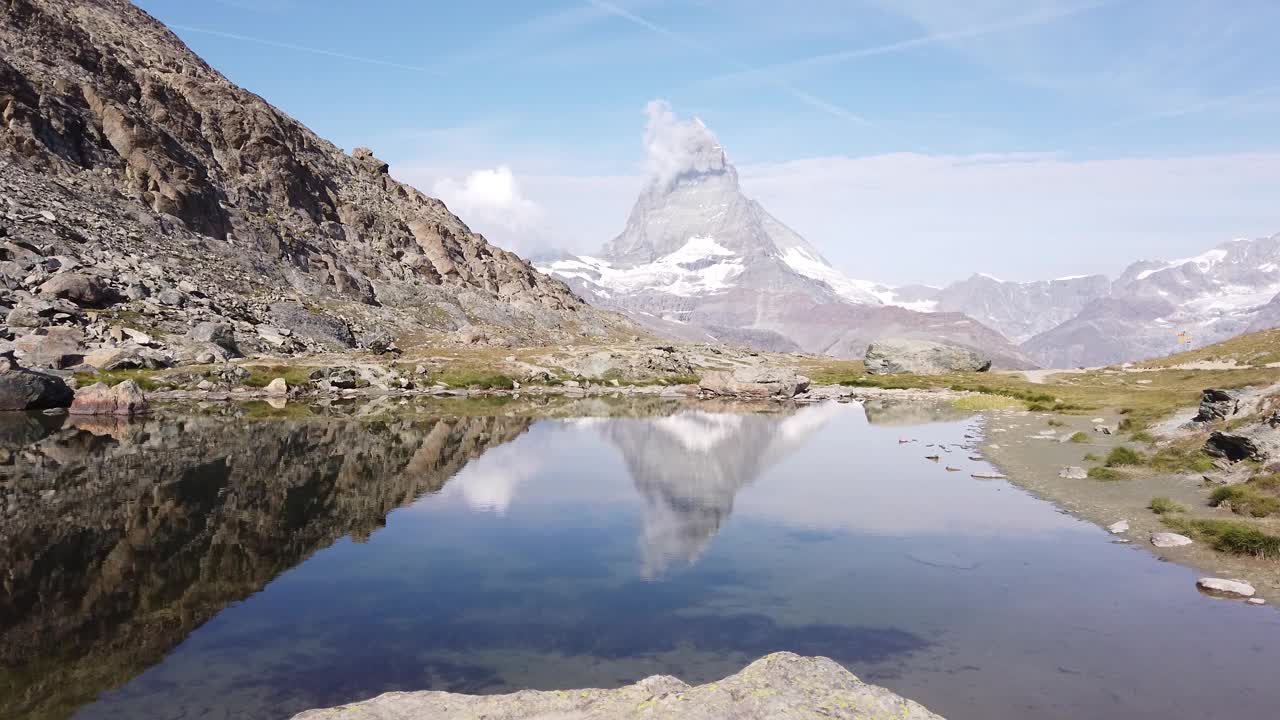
left=68, top=380, right=150, bottom=416
left=865, top=338, right=992, bottom=376
left=290, top=652, right=944, bottom=720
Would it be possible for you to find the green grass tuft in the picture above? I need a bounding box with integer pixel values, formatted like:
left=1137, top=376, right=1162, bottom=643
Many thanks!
left=1130, top=430, right=1157, bottom=444
left=1163, top=517, right=1280, bottom=558
left=951, top=394, right=1026, bottom=411
left=73, top=368, right=161, bottom=391
left=1105, top=446, right=1144, bottom=467
left=1083, top=452, right=1101, bottom=462
left=1209, top=485, right=1280, bottom=518
left=1068, top=431, right=1090, bottom=443
left=1088, top=466, right=1123, bottom=480
left=438, top=371, right=516, bottom=390
left=1148, top=496, right=1186, bottom=514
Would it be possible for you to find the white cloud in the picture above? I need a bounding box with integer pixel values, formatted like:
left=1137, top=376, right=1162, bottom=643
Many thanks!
left=431, top=166, right=548, bottom=252
left=642, top=100, right=727, bottom=192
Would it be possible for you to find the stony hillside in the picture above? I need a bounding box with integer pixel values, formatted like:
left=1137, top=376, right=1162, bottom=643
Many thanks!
left=0, top=0, right=630, bottom=373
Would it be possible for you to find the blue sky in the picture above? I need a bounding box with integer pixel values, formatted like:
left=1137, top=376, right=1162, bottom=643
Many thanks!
left=136, top=0, right=1280, bottom=284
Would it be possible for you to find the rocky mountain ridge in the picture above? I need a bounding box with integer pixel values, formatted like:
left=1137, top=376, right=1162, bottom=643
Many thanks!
left=538, top=107, right=1034, bottom=369
left=916, top=234, right=1280, bottom=367
left=0, top=0, right=632, bottom=380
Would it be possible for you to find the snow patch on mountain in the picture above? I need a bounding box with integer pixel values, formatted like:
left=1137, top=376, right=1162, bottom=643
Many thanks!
left=541, top=235, right=744, bottom=297
left=1135, top=245, right=1236, bottom=280
left=778, top=247, right=939, bottom=311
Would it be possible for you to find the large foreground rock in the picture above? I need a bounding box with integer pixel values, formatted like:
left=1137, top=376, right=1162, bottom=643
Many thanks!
left=291, top=652, right=944, bottom=720
left=699, top=367, right=810, bottom=398
left=0, top=354, right=73, bottom=411
left=68, top=380, right=149, bottom=416
left=864, top=339, right=992, bottom=375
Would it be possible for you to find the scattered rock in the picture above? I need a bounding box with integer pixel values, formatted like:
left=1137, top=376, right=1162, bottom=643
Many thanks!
left=864, top=338, right=992, bottom=375
left=698, top=367, right=810, bottom=399
left=269, top=303, right=356, bottom=350
left=68, top=380, right=149, bottom=416
left=186, top=321, right=238, bottom=352
left=14, top=327, right=84, bottom=369
left=1059, top=466, right=1088, bottom=479
left=1205, top=428, right=1277, bottom=463
left=1194, top=389, right=1240, bottom=423
left=289, top=652, right=944, bottom=720
left=1247, top=598, right=1267, bottom=605
left=36, top=272, right=115, bottom=307
left=1196, top=578, right=1256, bottom=598
left=1106, top=520, right=1130, bottom=534
left=1150, top=532, right=1193, bottom=548
left=264, top=378, right=289, bottom=396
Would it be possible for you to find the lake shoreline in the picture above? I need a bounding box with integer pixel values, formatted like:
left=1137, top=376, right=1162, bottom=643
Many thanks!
left=977, top=409, right=1280, bottom=605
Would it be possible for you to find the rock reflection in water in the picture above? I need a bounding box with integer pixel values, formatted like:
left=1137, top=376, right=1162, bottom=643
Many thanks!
left=0, top=411, right=532, bottom=720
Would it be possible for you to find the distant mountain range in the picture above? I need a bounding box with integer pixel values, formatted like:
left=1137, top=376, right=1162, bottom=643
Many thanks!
left=538, top=112, right=1280, bottom=369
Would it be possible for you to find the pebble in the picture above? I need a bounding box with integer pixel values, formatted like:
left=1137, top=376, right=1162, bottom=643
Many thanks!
left=1247, top=598, right=1266, bottom=605
left=1106, top=520, right=1130, bottom=534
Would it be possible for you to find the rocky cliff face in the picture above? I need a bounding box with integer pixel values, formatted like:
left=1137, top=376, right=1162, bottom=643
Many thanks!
left=0, top=0, right=628, bottom=368
left=0, top=409, right=533, bottom=720
left=538, top=107, right=1033, bottom=368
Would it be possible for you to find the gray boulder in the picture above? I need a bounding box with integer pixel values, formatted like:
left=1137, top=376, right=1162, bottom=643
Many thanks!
left=1205, top=419, right=1280, bottom=464
left=865, top=339, right=992, bottom=375
left=14, top=327, right=84, bottom=369
left=1194, top=389, right=1239, bottom=423
left=699, top=366, right=810, bottom=398
left=0, top=353, right=73, bottom=411
left=290, top=652, right=944, bottom=720
left=186, top=321, right=238, bottom=352
left=37, top=272, right=115, bottom=307
left=269, top=302, right=356, bottom=350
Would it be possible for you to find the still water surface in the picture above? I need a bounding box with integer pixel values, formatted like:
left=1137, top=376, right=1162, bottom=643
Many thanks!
left=3, top=399, right=1279, bottom=720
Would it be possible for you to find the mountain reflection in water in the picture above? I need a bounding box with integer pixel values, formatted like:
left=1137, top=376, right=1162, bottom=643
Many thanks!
left=4, top=398, right=1279, bottom=720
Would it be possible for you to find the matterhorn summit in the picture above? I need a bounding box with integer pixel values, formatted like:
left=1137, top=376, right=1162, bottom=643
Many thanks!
left=539, top=102, right=1030, bottom=364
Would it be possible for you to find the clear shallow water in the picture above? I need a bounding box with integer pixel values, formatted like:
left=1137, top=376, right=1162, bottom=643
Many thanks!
left=3, top=400, right=1280, bottom=720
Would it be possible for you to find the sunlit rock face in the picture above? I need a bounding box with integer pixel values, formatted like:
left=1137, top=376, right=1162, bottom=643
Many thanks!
left=0, top=411, right=531, bottom=720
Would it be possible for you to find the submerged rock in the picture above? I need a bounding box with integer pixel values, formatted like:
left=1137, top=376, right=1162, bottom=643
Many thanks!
left=290, top=652, right=944, bottom=720
left=864, top=339, right=991, bottom=375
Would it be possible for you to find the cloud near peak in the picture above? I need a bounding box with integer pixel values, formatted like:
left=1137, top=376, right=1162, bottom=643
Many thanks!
left=642, top=100, right=728, bottom=192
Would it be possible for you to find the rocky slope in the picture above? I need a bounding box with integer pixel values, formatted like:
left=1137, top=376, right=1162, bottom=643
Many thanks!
left=0, top=0, right=630, bottom=377
left=538, top=105, right=1033, bottom=368
left=292, top=652, right=944, bottom=720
